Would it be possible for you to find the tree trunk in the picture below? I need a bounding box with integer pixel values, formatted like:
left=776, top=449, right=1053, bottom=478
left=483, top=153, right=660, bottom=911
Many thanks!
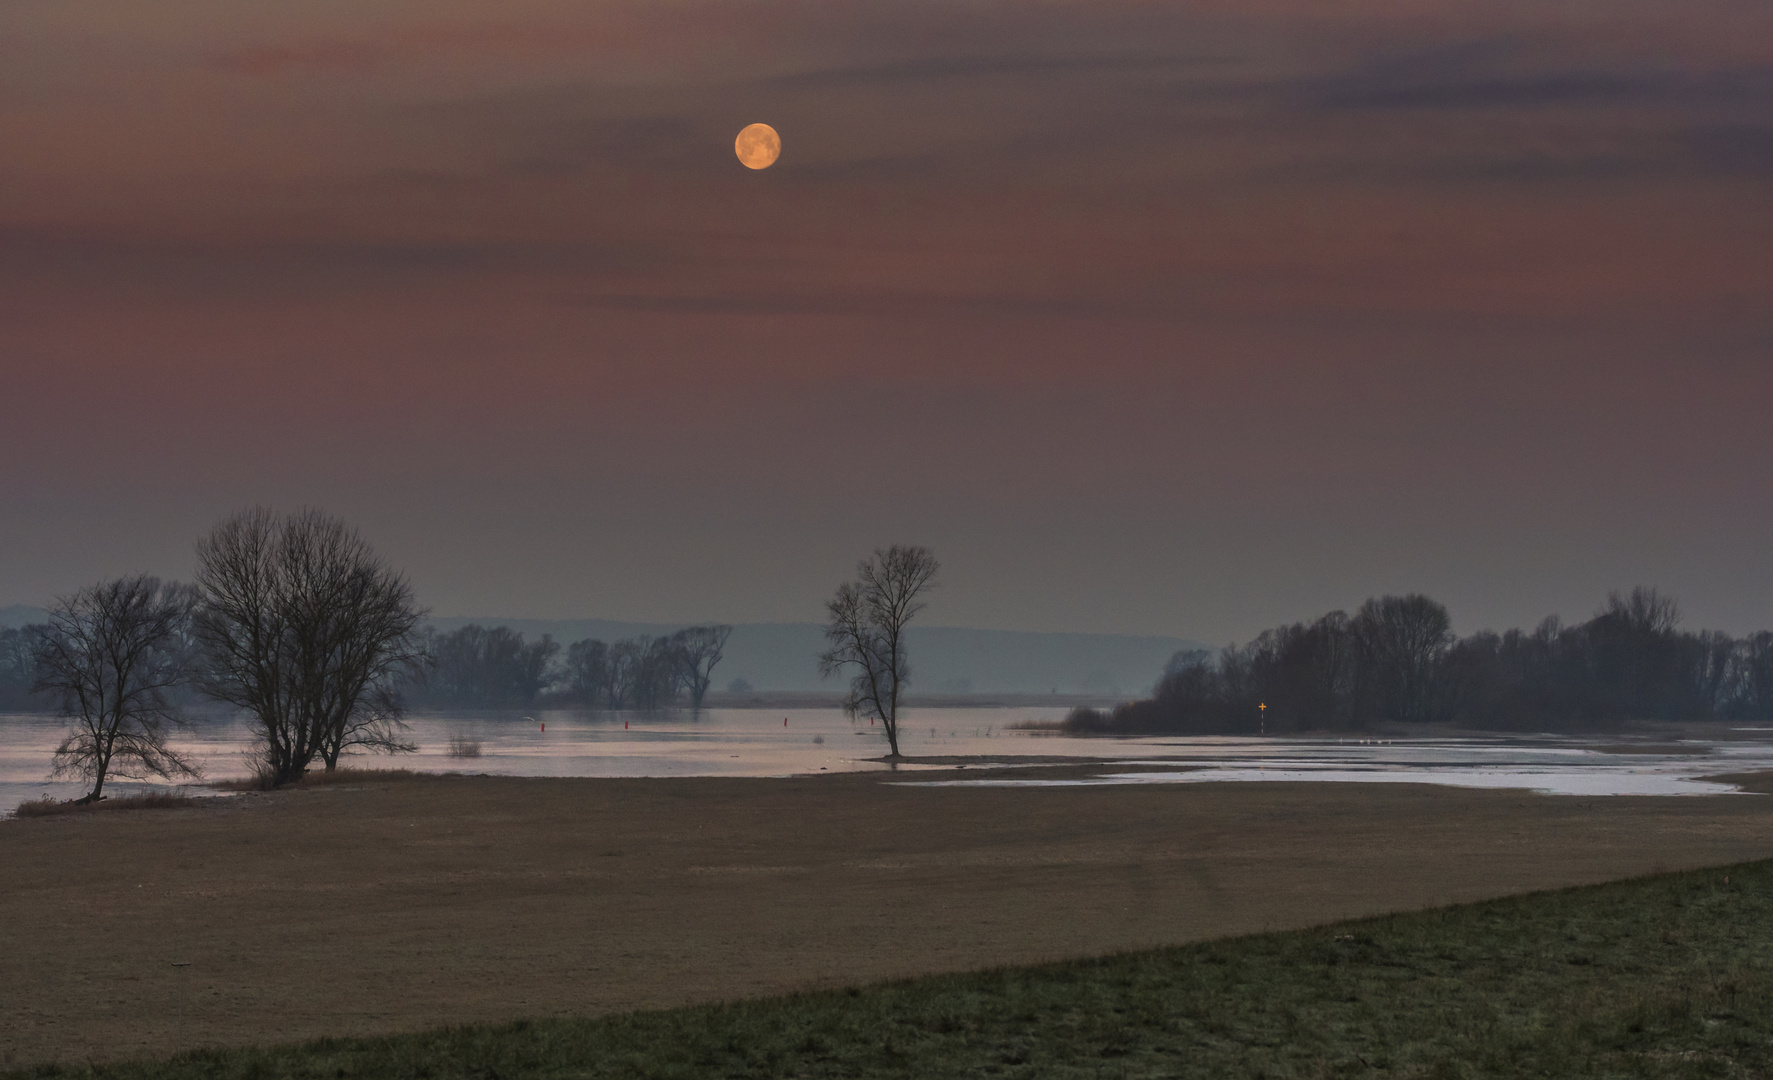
left=273, top=755, right=308, bottom=787
left=83, top=761, right=109, bottom=803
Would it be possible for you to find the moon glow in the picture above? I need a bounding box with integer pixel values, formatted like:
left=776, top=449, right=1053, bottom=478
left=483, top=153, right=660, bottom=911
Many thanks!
left=735, top=123, right=781, bottom=169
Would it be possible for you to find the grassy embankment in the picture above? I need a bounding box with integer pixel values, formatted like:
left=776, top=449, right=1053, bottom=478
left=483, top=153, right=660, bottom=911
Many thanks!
left=13, top=770, right=438, bottom=814
left=209, top=768, right=441, bottom=792
left=9, top=858, right=1771, bottom=1078
left=11, top=791, right=198, bottom=817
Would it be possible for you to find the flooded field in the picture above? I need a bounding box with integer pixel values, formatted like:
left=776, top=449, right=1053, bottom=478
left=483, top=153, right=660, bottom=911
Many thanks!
left=0, top=707, right=1068, bottom=814
left=3, top=709, right=1771, bottom=814
left=906, top=738, right=1773, bottom=797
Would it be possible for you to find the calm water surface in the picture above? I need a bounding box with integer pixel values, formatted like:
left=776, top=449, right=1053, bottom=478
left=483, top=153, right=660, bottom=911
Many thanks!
left=3, top=710, right=1770, bottom=815
left=0, top=707, right=1067, bottom=814
left=908, top=733, right=1773, bottom=796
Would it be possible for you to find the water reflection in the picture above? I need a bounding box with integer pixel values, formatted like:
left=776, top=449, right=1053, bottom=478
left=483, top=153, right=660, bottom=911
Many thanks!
left=3, top=709, right=1771, bottom=814
left=903, top=736, right=1773, bottom=796
left=0, top=707, right=1069, bottom=814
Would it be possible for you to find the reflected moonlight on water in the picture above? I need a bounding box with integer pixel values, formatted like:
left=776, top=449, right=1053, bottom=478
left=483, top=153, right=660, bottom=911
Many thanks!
left=735, top=123, right=781, bottom=169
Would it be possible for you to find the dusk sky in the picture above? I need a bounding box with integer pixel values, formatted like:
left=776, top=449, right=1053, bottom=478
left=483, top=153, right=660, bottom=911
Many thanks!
left=3, top=0, right=1770, bottom=642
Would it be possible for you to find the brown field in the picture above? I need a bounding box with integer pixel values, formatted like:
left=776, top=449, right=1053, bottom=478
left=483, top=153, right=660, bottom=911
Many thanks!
left=4, top=767, right=1773, bottom=1068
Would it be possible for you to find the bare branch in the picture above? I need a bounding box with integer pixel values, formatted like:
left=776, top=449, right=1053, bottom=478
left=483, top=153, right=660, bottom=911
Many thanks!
left=33, top=575, right=200, bottom=801
left=820, top=546, right=938, bottom=758
left=194, top=507, right=426, bottom=785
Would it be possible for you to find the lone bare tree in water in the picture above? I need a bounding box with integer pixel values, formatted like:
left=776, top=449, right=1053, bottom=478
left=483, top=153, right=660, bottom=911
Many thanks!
left=672, top=624, right=732, bottom=710
left=33, top=575, right=201, bottom=802
left=819, top=546, right=938, bottom=758
left=194, top=508, right=425, bottom=785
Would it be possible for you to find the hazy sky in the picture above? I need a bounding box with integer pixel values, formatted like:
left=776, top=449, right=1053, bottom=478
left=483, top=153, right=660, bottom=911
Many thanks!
left=2, top=0, right=1770, bottom=641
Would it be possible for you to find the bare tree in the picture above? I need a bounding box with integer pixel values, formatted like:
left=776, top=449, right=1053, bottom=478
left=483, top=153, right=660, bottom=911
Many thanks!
left=1603, top=586, right=1682, bottom=637
left=194, top=508, right=425, bottom=785
left=564, top=638, right=610, bottom=705
left=672, top=625, right=732, bottom=710
left=32, top=576, right=201, bottom=802
left=512, top=633, right=560, bottom=704
left=1351, top=594, right=1455, bottom=725
left=299, top=519, right=428, bottom=771
left=1588, top=586, right=1685, bottom=718
left=631, top=636, right=681, bottom=709
left=1737, top=631, right=1773, bottom=722
left=819, top=545, right=938, bottom=758
left=0, top=625, right=47, bottom=710
left=606, top=638, right=643, bottom=709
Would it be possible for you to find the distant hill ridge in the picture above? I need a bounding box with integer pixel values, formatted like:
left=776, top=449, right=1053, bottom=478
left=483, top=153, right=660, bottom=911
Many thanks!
left=429, top=616, right=1201, bottom=695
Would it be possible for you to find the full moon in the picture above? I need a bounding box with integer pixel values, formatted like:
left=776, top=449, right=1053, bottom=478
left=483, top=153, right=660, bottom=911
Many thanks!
left=734, top=123, right=781, bottom=169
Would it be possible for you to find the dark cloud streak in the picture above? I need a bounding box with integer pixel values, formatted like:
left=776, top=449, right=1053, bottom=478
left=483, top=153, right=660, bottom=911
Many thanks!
left=761, top=49, right=1246, bottom=90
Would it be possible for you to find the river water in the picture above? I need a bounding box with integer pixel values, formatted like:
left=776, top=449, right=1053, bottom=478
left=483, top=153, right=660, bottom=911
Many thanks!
left=3, top=709, right=1771, bottom=815
left=0, top=707, right=1068, bottom=814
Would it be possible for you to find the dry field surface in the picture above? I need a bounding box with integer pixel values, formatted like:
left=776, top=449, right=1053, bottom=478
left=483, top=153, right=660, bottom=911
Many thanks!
left=4, top=768, right=1773, bottom=1067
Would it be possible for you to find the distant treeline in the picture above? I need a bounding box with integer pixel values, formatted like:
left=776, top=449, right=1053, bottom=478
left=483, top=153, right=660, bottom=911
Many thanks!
left=1068, top=588, right=1773, bottom=735
left=407, top=623, right=732, bottom=710
left=0, top=626, right=44, bottom=710
left=0, top=619, right=734, bottom=714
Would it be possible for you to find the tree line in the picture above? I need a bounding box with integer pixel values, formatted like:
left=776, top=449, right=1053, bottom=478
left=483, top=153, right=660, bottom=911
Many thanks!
left=4, top=614, right=737, bottom=715
left=5, top=509, right=426, bottom=799
left=411, top=623, right=731, bottom=710
left=1069, top=588, right=1773, bottom=735
left=5, top=506, right=739, bottom=802
left=0, top=625, right=41, bottom=710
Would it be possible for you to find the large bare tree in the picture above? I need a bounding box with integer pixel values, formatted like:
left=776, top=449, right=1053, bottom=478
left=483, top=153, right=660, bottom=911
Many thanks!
left=1351, top=593, right=1454, bottom=725
left=630, top=635, right=681, bottom=709
left=605, top=638, right=643, bottom=709
left=672, top=624, right=732, bottom=710
left=194, top=508, right=425, bottom=785
left=819, top=546, right=938, bottom=758
left=563, top=637, right=610, bottom=705
left=33, top=575, right=201, bottom=802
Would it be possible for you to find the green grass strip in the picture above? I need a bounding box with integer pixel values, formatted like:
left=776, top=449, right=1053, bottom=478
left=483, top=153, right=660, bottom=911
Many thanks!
left=13, top=861, right=1773, bottom=1079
